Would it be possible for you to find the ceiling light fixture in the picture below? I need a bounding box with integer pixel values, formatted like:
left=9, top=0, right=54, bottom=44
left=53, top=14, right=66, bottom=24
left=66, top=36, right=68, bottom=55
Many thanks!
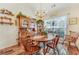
left=51, top=4, right=56, bottom=8
left=35, top=9, right=47, bottom=20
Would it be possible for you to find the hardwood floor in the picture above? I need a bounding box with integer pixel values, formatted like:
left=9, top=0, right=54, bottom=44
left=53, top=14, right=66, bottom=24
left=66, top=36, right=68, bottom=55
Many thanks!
left=0, top=45, right=25, bottom=55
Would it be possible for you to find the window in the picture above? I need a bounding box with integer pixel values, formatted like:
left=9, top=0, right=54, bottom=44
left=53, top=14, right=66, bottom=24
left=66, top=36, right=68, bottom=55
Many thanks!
left=44, top=16, right=67, bottom=38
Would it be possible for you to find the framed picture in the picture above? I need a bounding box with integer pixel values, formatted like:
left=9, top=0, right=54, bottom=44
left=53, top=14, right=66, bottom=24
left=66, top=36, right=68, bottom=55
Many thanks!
left=69, top=18, right=77, bottom=25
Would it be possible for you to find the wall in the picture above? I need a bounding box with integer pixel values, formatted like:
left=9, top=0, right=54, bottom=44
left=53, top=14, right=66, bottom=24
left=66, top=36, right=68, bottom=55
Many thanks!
left=0, top=12, right=18, bottom=49
left=0, top=25, right=18, bottom=49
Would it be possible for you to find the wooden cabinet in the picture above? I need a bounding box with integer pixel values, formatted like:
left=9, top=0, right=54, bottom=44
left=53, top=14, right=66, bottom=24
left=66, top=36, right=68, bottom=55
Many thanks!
left=17, top=12, right=40, bottom=54
left=17, top=12, right=29, bottom=48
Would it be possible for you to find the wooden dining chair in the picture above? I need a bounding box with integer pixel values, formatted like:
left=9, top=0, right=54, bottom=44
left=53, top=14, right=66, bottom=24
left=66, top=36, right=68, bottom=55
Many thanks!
left=46, top=35, right=60, bottom=54
left=22, top=35, right=40, bottom=55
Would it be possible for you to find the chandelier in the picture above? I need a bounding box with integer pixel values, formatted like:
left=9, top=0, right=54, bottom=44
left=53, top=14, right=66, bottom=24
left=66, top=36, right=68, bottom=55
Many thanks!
left=35, top=9, right=47, bottom=20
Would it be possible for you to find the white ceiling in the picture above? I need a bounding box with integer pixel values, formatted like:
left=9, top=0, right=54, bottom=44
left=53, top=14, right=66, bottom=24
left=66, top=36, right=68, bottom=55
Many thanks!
left=0, top=3, right=79, bottom=19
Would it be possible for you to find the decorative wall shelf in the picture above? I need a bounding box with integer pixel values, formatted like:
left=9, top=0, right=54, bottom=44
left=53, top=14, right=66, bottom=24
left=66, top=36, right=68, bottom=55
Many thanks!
left=0, top=22, right=13, bottom=25
left=0, top=18, right=13, bottom=25
left=0, top=9, right=14, bottom=25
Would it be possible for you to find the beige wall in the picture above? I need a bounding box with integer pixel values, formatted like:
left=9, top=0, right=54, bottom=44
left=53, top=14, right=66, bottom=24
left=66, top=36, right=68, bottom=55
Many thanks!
left=0, top=14, right=18, bottom=49
left=0, top=25, right=18, bottom=49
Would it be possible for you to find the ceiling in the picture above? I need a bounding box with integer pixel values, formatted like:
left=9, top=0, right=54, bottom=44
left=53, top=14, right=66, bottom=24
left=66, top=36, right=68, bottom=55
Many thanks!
left=0, top=3, right=79, bottom=19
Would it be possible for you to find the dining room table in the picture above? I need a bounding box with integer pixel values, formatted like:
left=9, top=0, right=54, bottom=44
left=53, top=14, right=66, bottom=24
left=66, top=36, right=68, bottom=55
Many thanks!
left=31, top=35, right=51, bottom=55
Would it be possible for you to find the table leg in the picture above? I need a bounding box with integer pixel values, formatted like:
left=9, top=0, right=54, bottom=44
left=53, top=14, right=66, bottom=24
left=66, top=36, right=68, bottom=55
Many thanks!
left=43, top=42, right=46, bottom=55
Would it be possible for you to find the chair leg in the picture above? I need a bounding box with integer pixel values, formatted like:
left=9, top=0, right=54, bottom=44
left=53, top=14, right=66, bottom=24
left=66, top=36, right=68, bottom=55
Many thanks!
left=45, top=47, right=59, bottom=55
left=46, top=47, right=57, bottom=55
left=53, top=48, right=59, bottom=55
left=55, top=47, right=59, bottom=55
left=46, top=46, right=52, bottom=54
left=53, top=48, right=56, bottom=55
left=45, top=46, right=49, bottom=54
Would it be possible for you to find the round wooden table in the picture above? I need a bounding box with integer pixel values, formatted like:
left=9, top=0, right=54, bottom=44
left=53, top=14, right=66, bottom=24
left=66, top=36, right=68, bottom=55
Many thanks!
left=31, top=35, right=51, bottom=55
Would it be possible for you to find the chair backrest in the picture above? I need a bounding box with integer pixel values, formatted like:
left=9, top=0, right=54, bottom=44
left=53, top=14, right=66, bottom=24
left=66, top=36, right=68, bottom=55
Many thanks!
left=70, top=31, right=79, bottom=43
left=54, top=35, right=60, bottom=46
